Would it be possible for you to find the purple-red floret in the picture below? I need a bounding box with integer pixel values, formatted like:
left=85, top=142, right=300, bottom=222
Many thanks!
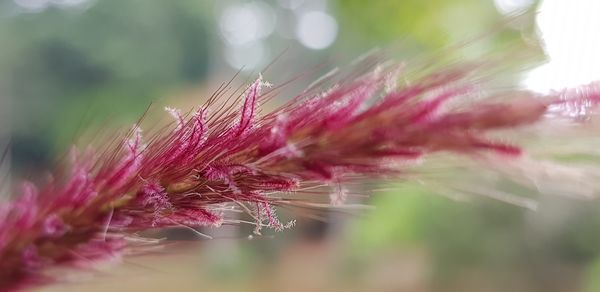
left=1, top=62, right=600, bottom=290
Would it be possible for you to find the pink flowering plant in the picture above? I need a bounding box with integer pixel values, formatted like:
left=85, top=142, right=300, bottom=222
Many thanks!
left=1, top=56, right=600, bottom=290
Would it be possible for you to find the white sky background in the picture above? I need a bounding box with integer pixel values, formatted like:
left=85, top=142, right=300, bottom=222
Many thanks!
left=522, top=0, right=600, bottom=92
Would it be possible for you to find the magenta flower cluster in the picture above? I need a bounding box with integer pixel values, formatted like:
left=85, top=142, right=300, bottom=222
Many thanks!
left=0, top=62, right=599, bottom=290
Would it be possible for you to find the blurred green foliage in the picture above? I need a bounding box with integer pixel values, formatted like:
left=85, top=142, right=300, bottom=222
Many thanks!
left=349, top=183, right=600, bottom=290
left=335, top=0, right=529, bottom=54
left=351, top=185, right=526, bottom=277
left=0, top=0, right=213, bottom=170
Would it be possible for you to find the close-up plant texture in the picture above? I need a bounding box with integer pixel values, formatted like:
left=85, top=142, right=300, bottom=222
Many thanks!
left=1, top=55, right=600, bottom=289
left=3, top=0, right=600, bottom=291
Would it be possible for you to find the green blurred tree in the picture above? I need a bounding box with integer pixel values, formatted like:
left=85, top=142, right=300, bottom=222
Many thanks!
left=0, top=0, right=213, bottom=171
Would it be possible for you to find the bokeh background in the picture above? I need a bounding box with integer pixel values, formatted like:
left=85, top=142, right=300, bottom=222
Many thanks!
left=2, top=0, right=600, bottom=291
